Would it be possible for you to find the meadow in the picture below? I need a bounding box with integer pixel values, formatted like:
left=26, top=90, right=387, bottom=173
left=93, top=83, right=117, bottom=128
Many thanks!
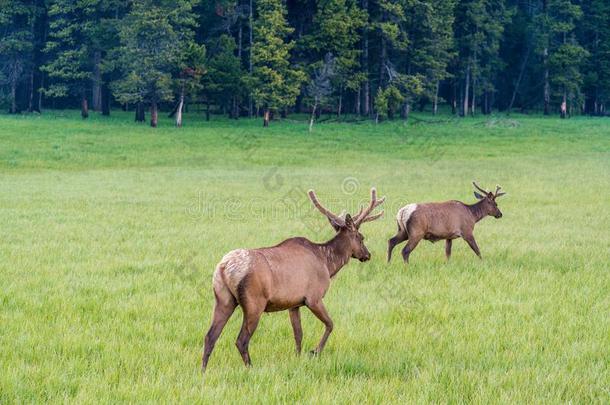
left=0, top=111, right=608, bottom=403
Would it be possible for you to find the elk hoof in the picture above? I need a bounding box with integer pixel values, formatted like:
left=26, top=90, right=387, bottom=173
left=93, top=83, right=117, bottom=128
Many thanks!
left=308, top=349, right=320, bottom=357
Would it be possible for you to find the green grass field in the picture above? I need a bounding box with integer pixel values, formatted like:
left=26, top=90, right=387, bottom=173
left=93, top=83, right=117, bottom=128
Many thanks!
left=0, top=111, right=608, bottom=403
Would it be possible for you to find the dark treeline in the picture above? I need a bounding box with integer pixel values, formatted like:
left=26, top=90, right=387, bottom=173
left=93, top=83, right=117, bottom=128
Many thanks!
left=1, top=0, right=609, bottom=127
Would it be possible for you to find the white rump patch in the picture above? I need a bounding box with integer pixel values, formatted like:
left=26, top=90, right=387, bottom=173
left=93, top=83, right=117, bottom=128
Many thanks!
left=213, top=249, right=252, bottom=297
left=396, top=203, right=418, bottom=230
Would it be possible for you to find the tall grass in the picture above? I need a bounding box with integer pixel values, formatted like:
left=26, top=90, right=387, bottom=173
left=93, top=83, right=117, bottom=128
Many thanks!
left=0, top=111, right=608, bottom=403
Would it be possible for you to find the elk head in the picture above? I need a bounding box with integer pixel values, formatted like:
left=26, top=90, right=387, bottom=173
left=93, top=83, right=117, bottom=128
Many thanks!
left=473, top=181, right=506, bottom=219
left=308, top=187, right=385, bottom=262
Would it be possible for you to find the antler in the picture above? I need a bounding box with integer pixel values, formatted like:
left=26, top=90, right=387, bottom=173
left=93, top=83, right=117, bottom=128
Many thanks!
left=494, top=185, right=506, bottom=197
left=308, top=189, right=346, bottom=227
left=353, top=187, right=385, bottom=227
left=472, top=181, right=489, bottom=195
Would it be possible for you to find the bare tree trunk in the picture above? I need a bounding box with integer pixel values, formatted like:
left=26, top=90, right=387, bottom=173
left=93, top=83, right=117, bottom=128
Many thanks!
left=309, top=99, right=317, bottom=132
left=92, top=51, right=102, bottom=111
left=433, top=81, right=439, bottom=115
left=81, top=94, right=89, bottom=119
left=355, top=87, right=361, bottom=115
left=560, top=91, right=567, bottom=119
left=263, top=109, right=270, bottom=127
left=463, top=64, right=470, bottom=117
left=150, top=101, right=158, bottom=127
left=176, top=87, right=185, bottom=127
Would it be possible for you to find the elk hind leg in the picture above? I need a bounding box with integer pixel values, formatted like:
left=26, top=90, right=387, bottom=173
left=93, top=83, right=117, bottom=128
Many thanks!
left=387, top=227, right=408, bottom=263
left=202, top=294, right=237, bottom=371
left=402, top=234, right=423, bottom=264
left=235, top=301, right=265, bottom=367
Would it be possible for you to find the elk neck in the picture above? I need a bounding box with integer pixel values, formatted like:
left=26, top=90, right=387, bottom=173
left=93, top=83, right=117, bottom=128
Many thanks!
left=319, top=231, right=352, bottom=278
left=466, top=199, right=487, bottom=222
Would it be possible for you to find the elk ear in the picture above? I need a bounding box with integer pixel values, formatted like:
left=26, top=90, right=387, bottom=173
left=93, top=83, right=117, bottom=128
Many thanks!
left=344, top=213, right=356, bottom=230
left=474, top=191, right=485, bottom=200
left=328, top=217, right=343, bottom=232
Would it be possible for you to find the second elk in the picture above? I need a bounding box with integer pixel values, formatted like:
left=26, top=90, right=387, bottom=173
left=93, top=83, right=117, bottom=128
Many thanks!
left=388, top=182, right=506, bottom=263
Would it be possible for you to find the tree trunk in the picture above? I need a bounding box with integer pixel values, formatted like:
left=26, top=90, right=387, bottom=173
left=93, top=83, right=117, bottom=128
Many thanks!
left=361, top=0, right=370, bottom=116
left=471, top=67, right=476, bottom=116
left=28, top=70, right=34, bottom=112
left=337, top=90, right=342, bottom=117
left=263, top=109, right=270, bottom=127
left=309, top=99, right=317, bottom=132
left=81, top=95, right=89, bottom=119
left=543, top=48, right=550, bottom=115
left=135, top=102, right=145, bottom=122
left=355, top=87, right=361, bottom=115
left=206, top=99, right=210, bottom=121
left=150, top=101, right=158, bottom=127
left=560, top=92, right=567, bottom=119
left=452, top=81, right=457, bottom=115
left=508, top=44, right=530, bottom=114
left=38, top=71, right=45, bottom=112
left=92, top=51, right=102, bottom=111
left=463, top=64, right=470, bottom=117
left=101, top=82, right=110, bottom=116
left=10, top=81, right=17, bottom=114
left=248, top=0, right=254, bottom=118
left=433, top=81, right=439, bottom=115
left=176, top=89, right=184, bottom=127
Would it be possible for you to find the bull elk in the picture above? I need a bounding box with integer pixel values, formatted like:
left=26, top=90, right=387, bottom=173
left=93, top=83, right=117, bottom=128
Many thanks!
left=201, top=188, right=385, bottom=371
left=387, top=182, right=506, bottom=263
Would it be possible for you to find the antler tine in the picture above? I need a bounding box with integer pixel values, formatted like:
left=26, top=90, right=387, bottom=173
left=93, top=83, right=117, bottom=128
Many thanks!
left=308, top=189, right=345, bottom=226
left=354, top=187, right=386, bottom=226
left=494, top=184, right=506, bottom=197
left=472, top=181, right=489, bottom=194
left=359, top=210, right=384, bottom=224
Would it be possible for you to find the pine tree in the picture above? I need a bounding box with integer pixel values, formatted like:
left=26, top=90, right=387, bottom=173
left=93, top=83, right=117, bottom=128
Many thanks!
left=111, top=0, right=200, bottom=127
left=203, top=34, right=245, bottom=119
left=535, top=0, right=586, bottom=117
left=0, top=0, right=37, bottom=113
left=251, top=0, right=305, bottom=126
left=580, top=0, right=610, bottom=115
left=304, top=0, right=366, bottom=116
left=42, top=0, right=108, bottom=118
left=454, top=0, right=512, bottom=116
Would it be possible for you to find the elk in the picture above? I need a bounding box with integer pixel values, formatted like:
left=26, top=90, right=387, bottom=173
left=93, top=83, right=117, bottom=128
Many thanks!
left=201, top=188, right=385, bottom=371
left=387, top=182, right=506, bottom=263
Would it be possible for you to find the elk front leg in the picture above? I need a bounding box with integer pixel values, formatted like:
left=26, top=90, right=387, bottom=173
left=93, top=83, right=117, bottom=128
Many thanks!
left=289, top=307, right=303, bottom=355
left=235, top=304, right=264, bottom=367
left=202, top=296, right=237, bottom=372
left=306, top=300, right=333, bottom=356
left=445, top=239, right=452, bottom=260
left=463, top=234, right=482, bottom=259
